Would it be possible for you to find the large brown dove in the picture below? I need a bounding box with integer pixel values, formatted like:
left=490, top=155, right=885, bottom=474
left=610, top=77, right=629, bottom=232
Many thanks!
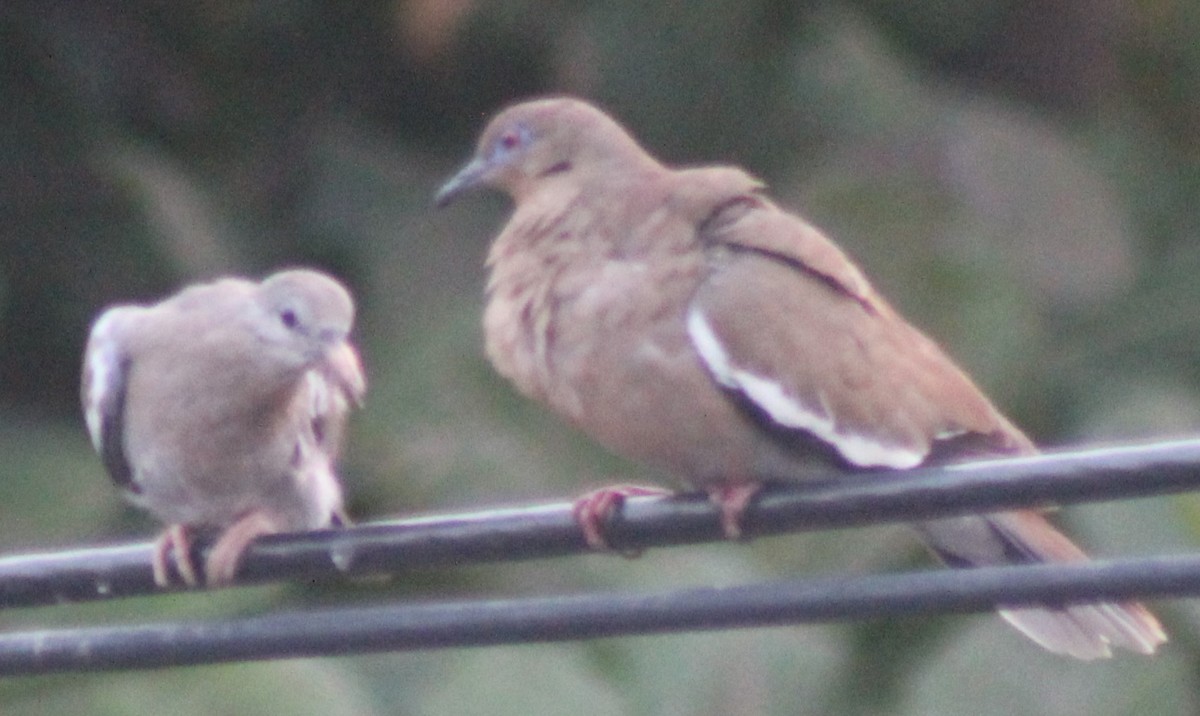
left=82, top=269, right=366, bottom=587
left=436, top=97, right=1165, bottom=659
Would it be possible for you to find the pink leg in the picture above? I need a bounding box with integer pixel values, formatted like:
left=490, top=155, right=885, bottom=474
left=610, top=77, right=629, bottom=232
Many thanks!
left=572, top=484, right=673, bottom=551
left=707, top=482, right=763, bottom=540
left=152, top=524, right=200, bottom=588
left=204, top=510, right=281, bottom=587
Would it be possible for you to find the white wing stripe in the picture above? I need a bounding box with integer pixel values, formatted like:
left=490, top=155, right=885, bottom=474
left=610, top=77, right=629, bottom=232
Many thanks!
left=83, top=310, right=128, bottom=451
left=686, top=305, right=737, bottom=388
left=687, top=307, right=925, bottom=469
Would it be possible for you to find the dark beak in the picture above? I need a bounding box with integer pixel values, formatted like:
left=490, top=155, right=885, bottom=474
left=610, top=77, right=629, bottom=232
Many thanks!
left=435, top=156, right=489, bottom=207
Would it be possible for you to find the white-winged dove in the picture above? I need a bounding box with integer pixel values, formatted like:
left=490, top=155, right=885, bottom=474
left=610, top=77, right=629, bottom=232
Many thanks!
left=82, top=269, right=366, bottom=587
left=436, top=96, right=1165, bottom=659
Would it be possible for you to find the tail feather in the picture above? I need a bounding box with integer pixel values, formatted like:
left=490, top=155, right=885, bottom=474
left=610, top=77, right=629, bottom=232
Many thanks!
left=916, top=511, right=1166, bottom=659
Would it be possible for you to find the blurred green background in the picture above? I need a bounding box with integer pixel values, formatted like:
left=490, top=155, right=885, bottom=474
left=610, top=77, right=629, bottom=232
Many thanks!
left=2, top=0, right=1200, bottom=713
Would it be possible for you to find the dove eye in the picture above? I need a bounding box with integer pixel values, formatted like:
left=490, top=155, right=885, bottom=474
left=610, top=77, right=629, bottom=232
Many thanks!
left=493, top=125, right=532, bottom=158
left=279, top=309, right=299, bottom=329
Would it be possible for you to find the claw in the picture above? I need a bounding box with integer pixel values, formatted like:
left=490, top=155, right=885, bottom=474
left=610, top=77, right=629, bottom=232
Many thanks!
left=203, top=510, right=280, bottom=586
left=152, top=524, right=200, bottom=588
left=707, top=482, right=762, bottom=540
left=571, top=484, right=672, bottom=552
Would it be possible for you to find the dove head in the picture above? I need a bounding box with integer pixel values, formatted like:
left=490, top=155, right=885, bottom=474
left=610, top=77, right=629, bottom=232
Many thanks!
left=436, top=97, right=661, bottom=206
left=254, top=269, right=356, bottom=365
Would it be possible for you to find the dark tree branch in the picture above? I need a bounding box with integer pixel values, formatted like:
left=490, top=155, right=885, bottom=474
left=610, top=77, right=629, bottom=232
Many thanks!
left=0, top=438, right=1197, bottom=609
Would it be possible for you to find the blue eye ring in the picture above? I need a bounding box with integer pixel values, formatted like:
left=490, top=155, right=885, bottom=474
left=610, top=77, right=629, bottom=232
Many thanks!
left=492, top=124, right=532, bottom=159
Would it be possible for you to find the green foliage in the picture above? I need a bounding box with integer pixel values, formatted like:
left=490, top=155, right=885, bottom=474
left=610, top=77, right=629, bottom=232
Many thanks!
left=2, top=0, right=1199, bottom=713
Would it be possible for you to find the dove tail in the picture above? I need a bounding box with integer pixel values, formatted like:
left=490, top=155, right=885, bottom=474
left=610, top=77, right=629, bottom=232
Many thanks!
left=916, top=511, right=1165, bottom=659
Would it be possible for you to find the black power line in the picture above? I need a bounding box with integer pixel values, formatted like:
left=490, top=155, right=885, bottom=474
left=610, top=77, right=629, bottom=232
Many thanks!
left=0, top=438, right=1197, bottom=675
left=2, top=553, right=1198, bottom=675
left=3, top=438, right=1198, bottom=609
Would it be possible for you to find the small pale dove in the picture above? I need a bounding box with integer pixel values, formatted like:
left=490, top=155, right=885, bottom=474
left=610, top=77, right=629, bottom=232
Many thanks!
left=82, top=269, right=365, bottom=587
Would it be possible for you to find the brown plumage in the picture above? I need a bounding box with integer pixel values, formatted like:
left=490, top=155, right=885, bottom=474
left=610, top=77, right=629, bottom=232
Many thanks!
left=82, top=269, right=365, bottom=587
left=437, top=96, right=1165, bottom=659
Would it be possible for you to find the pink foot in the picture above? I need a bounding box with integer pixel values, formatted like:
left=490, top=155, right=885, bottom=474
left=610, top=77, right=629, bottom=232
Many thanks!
left=204, top=509, right=281, bottom=586
left=707, top=482, right=763, bottom=540
left=152, top=524, right=200, bottom=588
left=572, top=484, right=673, bottom=552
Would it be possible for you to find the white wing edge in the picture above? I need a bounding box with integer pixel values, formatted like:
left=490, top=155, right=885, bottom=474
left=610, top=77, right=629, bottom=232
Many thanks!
left=82, top=307, right=139, bottom=453
left=686, top=305, right=925, bottom=469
